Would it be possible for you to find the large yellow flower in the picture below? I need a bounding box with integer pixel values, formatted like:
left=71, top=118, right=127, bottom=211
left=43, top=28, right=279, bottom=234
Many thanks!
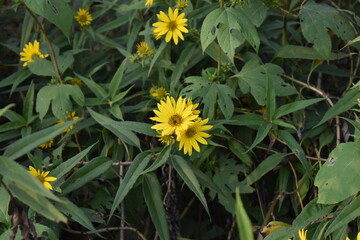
left=28, top=166, right=57, bottom=190
left=152, top=8, right=189, bottom=45
left=298, top=229, right=307, bottom=240
left=56, top=112, right=79, bottom=133
left=20, top=40, right=49, bottom=67
left=75, top=8, right=93, bottom=26
left=177, top=118, right=212, bottom=156
left=151, top=96, right=198, bottom=136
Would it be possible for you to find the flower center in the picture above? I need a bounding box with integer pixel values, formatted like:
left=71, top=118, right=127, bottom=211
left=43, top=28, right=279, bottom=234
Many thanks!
left=79, top=15, right=88, bottom=23
left=185, top=126, right=196, bottom=138
left=168, top=21, right=178, bottom=31
left=168, top=114, right=183, bottom=126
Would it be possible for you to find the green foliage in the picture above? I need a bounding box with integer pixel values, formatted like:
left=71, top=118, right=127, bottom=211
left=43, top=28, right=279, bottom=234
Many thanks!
left=1, top=0, right=360, bottom=239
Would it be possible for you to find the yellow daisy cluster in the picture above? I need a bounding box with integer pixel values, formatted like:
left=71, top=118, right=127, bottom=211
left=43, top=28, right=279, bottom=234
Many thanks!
left=152, top=8, right=189, bottom=45
left=150, top=87, right=169, bottom=100
left=56, top=112, right=79, bottom=133
left=28, top=166, right=57, bottom=190
left=131, top=41, right=155, bottom=62
left=20, top=40, right=49, bottom=67
left=74, top=8, right=93, bottom=26
left=38, top=139, right=54, bottom=149
left=150, top=96, right=212, bottom=156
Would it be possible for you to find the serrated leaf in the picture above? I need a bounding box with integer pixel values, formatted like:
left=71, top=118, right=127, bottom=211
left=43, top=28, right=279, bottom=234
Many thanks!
left=36, top=84, right=84, bottom=120
left=143, top=174, right=170, bottom=240
left=23, top=0, right=73, bottom=38
left=299, top=0, right=355, bottom=60
left=315, top=142, right=360, bottom=204
left=109, top=152, right=151, bottom=219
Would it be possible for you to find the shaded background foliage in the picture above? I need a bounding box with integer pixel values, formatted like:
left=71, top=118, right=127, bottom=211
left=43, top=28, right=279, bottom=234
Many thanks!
left=0, top=0, right=360, bottom=239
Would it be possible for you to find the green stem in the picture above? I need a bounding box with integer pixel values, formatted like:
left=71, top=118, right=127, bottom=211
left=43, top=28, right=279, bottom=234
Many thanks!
left=25, top=6, right=63, bottom=83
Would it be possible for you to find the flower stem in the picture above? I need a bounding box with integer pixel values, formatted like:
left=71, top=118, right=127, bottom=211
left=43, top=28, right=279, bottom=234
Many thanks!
left=25, top=6, right=63, bottom=83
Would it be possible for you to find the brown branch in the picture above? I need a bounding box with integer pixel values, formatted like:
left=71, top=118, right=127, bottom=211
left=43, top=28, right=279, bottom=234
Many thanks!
left=62, top=226, right=147, bottom=240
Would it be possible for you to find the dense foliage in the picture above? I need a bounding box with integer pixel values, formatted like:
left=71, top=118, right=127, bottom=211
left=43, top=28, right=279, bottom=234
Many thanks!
left=1, top=0, right=360, bottom=239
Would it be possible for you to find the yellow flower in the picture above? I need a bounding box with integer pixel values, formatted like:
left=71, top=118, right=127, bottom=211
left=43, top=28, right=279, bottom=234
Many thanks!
left=38, top=139, right=54, bottom=149
left=150, top=87, right=169, bottom=100
left=152, top=7, right=189, bottom=45
left=176, top=118, right=212, bottom=156
left=56, top=112, right=79, bottom=133
left=298, top=229, right=307, bottom=240
left=145, top=0, right=153, bottom=7
left=137, top=41, right=150, bottom=56
left=186, top=98, right=200, bottom=115
left=150, top=96, right=198, bottom=136
left=157, top=132, right=175, bottom=145
left=71, top=77, right=82, bottom=86
left=75, top=8, right=93, bottom=26
left=28, top=166, right=57, bottom=190
left=176, top=0, right=188, bottom=8
left=346, top=237, right=350, bottom=240
left=20, top=40, right=49, bottom=67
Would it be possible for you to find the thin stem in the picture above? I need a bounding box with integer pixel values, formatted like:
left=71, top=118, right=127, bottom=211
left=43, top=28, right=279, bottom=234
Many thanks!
left=62, top=226, right=147, bottom=240
left=0, top=179, right=14, bottom=199
left=74, top=132, right=82, bottom=152
left=281, top=74, right=341, bottom=145
left=25, top=6, right=63, bottom=83
left=288, top=161, right=304, bottom=210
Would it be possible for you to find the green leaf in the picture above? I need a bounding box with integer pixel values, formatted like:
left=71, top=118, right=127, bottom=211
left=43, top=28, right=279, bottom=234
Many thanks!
left=274, top=98, right=324, bottom=119
left=51, top=143, right=96, bottom=179
left=245, top=153, right=287, bottom=185
left=299, top=0, right=355, bottom=60
left=23, top=0, right=73, bottom=38
left=325, top=196, right=360, bottom=236
left=241, top=0, right=268, bottom=27
left=76, top=73, right=108, bottom=100
left=276, top=45, right=347, bottom=60
left=0, top=104, right=15, bottom=118
left=200, top=8, right=259, bottom=60
left=315, top=142, right=360, bottom=204
left=88, top=108, right=141, bottom=148
left=149, top=41, right=167, bottom=74
left=61, top=157, right=112, bottom=195
left=315, top=88, right=360, bottom=127
left=36, top=84, right=85, bottom=120
left=9, top=182, right=67, bottom=223
left=235, top=59, right=296, bottom=106
left=109, top=58, right=128, bottom=99
left=0, top=187, right=11, bottom=225
left=3, top=120, right=76, bottom=160
left=28, top=58, right=56, bottom=77
left=0, top=156, right=61, bottom=202
left=235, top=188, right=254, bottom=240
left=247, top=121, right=272, bottom=151
left=277, top=130, right=312, bottom=178
left=55, top=199, right=101, bottom=236
left=0, top=69, right=31, bottom=89
left=143, top=174, right=170, bottom=240
left=228, top=140, right=252, bottom=166
left=171, top=155, right=210, bottom=216
left=143, top=145, right=171, bottom=174
left=23, top=81, right=35, bottom=123
left=109, top=152, right=151, bottom=219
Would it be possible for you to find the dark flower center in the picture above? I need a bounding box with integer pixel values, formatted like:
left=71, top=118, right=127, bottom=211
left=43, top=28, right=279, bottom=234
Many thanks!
left=169, top=114, right=182, bottom=126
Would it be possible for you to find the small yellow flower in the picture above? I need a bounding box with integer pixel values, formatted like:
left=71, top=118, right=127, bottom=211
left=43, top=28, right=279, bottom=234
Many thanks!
left=176, top=118, right=212, bottom=156
left=298, top=229, right=307, bottom=240
left=176, top=0, right=188, bottom=8
left=38, top=139, right=54, bottom=149
left=152, top=8, right=189, bottom=45
left=20, top=40, right=49, bottom=67
left=75, top=8, right=93, bottom=26
left=56, top=112, right=79, bottom=133
left=157, top=132, right=175, bottom=145
left=346, top=237, right=350, bottom=240
left=71, top=77, right=82, bottom=86
left=28, top=166, right=57, bottom=190
left=136, top=41, right=150, bottom=57
left=145, top=0, right=154, bottom=7
left=150, top=87, right=169, bottom=100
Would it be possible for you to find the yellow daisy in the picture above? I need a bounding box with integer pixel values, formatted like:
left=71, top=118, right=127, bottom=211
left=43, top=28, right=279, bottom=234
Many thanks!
left=56, top=112, right=79, bottom=133
left=75, top=8, right=93, bottom=26
left=298, top=229, right=307, bottom=240
left=176, top=0, right=188, bottom=8
left=176, top=118, right=212, bottom=156
left=38, top=139, right=54, bottom=149
left=150, top=96, right=198, bottom=136
left=70, top=77, right=82, bottom=86
left=28, top=166, right=57, bottom=190
left=20, top=40, right=49, bottom=67
left=152, top=7, right=189, bottom=45
left=137, top=41, right=150, bottom=56
left=157, top=132, right=175, bottom=145
left=145, top=0, right=153, bottom=7
left=150, top=87, right=169, bottom=100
